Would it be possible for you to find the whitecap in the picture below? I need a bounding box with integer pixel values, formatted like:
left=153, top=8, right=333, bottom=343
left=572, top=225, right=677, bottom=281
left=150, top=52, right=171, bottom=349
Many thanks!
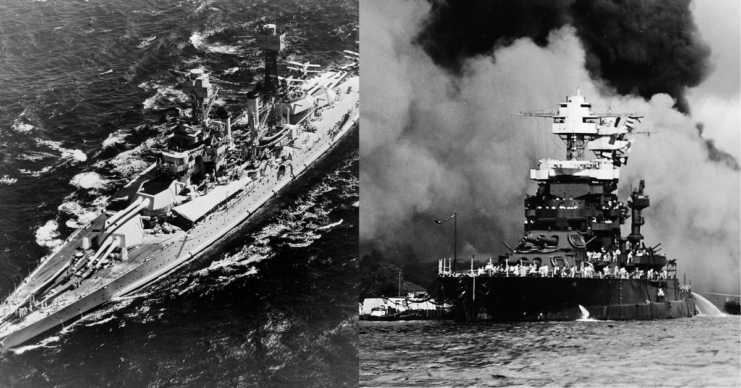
left=102, top=131, right=128, bottom=149
left=143, top=86, right=188, bottom=110
left=58, top=201, right=84, bottom=215
left=317, top=219, right=343, bottom=230
left=10, top=336, right=60, bottom=354
left=189, top=32, right=205, bottom=50
left=189, top=31, right=239, bottom=54
left=70, top=171, right=110, bottom=191
left=137, top=36, right=157, bottom=49
left=59, top=201, right=100, bottom=227
left=36, top=220, right=62, bottom=249
left=202, top=43, right=240, bottom=55
left=11, top=120, right=34, bottom=133
left=19, top=165, right=53, bottom=177
left=15, top=152, right=52, bottom=162
left=0, top=175, right=17, bottom=185
left=62, top=149, right=87, bottom=163
left=85, top=315, right=116, bottom=327
left=36, top=139, right=86, bottom=163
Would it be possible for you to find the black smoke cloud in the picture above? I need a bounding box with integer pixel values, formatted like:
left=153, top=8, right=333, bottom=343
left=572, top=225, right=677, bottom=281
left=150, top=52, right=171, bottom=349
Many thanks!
left=416, top=0, right=711, bottom=113
left=696, top=123, right=741, bottom=171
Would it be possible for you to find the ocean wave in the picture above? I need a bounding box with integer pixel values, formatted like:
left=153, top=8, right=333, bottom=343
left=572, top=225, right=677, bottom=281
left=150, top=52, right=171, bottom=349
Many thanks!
left=36, top=139, right=87, bottom=163
left=102, top=130, right=129, bottom=149
left=15, top=151, right=54, bottom=162
left=11, top=120, right=34, bottom=133
left=10, top=336, right=60, bottom=355
left=59, top=200, right=100, bottom=228
left=36, top=220, right=63, bottom=249
left=317, top=219, right=343, bottom=230
left=0, top=175, right=17, bottom=185
left=85, top=315, right=116, bottom=327
left=143, top=86, right=188, bottom=110
left=70, top=171, right=111, bottom=191
left=189, top=32, right=240, bottom=55
left=137, top=35, right=157, bottom=48
left=94, top=135, right=161, bottom=179
left=19, top=165, right=53, bottom=177
left=191, top=0, right=214, bottom=15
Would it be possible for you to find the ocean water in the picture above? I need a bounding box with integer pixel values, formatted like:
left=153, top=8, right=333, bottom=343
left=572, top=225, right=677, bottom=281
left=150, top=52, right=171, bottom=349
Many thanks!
left=360, top=316, right=741, bottom=387
left=0, top=0, right=358, bottom=386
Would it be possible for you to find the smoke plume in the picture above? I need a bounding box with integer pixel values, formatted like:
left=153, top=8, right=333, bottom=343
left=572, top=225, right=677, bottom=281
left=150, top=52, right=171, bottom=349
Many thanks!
left=360, top=1, right=739, bottom=294
left=416, top=0, right=712, bottom=113
left=696, top=123, right=740, bottom=171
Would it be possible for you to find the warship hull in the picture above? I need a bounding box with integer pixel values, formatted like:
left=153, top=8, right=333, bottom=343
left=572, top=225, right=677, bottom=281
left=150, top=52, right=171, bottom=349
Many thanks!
left=0, top=77, right=359, bottom=353
left=437, top=276, right=697, bottom=322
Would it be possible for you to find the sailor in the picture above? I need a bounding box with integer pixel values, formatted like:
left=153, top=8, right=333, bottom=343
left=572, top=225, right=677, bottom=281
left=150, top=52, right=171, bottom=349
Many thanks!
left=657, top=288, right=665, bottom=301
left=539, top=264, right=548, bottom=277
left=562, top=265, right=571, bottom=278
left=484, top=262, right=494, bottom=275
left=619, top=266, right=627, bottom=279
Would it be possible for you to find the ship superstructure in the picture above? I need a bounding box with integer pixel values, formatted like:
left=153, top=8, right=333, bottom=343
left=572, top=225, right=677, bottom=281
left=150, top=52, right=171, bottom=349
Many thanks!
left=0, top=24, right=360, bottom=352
left=434, top=90, right=696, bottom=321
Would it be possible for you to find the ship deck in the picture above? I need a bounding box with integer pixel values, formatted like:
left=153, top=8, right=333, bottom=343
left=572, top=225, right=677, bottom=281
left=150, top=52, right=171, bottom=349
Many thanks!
left=4, top=214, right=108, bottom=307
left=173, top=173, right=254, bottom=222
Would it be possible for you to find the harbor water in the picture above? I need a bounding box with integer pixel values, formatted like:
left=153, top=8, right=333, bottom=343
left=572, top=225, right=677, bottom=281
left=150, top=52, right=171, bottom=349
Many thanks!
left=360, top=316, right=741, bottom=387
left=0, top=0, right=358, bottom=386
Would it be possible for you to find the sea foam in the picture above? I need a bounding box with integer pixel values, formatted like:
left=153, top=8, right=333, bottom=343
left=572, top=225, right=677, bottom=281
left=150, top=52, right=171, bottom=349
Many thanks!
left=36, top=220, right=62, bottom=249
left=70, top=171, right=110, bottom=191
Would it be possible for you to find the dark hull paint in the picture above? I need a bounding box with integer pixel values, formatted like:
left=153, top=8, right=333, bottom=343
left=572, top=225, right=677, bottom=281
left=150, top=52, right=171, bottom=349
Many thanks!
left=436, top=276, right=697, bottom=321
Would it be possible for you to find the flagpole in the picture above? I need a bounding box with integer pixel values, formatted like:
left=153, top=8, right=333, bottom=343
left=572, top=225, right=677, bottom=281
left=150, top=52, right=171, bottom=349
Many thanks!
left=454, top=212, right=457, bottom=271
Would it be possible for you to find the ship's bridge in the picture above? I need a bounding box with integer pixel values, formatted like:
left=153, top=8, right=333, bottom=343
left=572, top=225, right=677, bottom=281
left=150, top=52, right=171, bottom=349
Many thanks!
left=551, top=90, right=637, bottom=137
left=530, top=158, right=619, bottom=181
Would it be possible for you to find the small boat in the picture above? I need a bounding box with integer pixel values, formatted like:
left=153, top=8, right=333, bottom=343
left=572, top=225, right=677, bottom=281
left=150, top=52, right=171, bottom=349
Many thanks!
left=365, top=306, right=420, bottom=321
left=725, top=296, right=740, bottom=315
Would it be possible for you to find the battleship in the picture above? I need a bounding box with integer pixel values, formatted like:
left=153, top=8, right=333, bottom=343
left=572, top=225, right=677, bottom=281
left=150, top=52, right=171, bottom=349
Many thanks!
left=0, top=23, right=359, bottom=352
left=433, top=90, right=697, bottom=321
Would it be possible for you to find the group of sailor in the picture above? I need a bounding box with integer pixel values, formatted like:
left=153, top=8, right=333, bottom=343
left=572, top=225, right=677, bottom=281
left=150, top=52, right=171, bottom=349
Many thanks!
left=441, top=262, right=670, bottom=281
left=586, top=245, right=649, bottom=264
